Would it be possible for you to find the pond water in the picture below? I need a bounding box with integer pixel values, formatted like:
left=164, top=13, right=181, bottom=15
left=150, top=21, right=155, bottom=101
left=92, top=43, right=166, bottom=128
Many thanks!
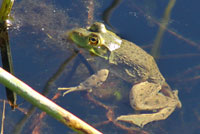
left=0, top=0, right=200, bottom=134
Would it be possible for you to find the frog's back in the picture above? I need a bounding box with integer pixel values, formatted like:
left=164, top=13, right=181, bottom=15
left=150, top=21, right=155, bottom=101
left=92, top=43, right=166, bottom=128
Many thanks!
left=110, top=39, right=165, bottom=84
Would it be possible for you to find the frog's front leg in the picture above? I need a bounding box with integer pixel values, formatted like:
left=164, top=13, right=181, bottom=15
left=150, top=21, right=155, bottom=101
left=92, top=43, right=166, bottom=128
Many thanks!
left=58, top=69, right=109, bottom=96
left=117, top=81, right=181, bottom=127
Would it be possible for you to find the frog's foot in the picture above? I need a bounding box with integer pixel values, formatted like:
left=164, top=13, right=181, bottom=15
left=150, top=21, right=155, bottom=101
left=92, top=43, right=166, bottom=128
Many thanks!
left=124, top=81, right=181, bottom=127
left=58, top=86, right=90, bottom=96
left=58, top=69, right=109, bottom=96
left=117, top=106, right=176, bottom=127
left=160, top=85, right=182, bottom=108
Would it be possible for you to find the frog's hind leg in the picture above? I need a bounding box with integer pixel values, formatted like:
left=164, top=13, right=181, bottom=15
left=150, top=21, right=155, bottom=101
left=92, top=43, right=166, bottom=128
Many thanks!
left=129, top=81, right=178, bottom=111
left=117, top=81, right=179, bottom=127
left=117, top=106, right=176, bottom=128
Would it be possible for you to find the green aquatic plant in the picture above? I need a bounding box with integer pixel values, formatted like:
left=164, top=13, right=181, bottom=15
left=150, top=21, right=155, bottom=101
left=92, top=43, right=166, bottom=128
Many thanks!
left=114, top=91, right=122, bottom=101
left=151, top=0, right=176, bottom=59
left=0, top=0, right=16, bottom=109
left=0, top=0, right=14, bottom=22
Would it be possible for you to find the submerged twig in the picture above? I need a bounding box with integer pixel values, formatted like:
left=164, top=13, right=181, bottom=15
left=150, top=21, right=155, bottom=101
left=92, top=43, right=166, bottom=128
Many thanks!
left=1, top=100, right=6, bottom=134
left=102, top=0, right=122, bottom=29
left=13, top=52, right=78, bottom=134
left=86, top=94, right=149, bottom=134
left=130, top=1, right=200, bottom=51
left=151, top=0, right=176, bottom=59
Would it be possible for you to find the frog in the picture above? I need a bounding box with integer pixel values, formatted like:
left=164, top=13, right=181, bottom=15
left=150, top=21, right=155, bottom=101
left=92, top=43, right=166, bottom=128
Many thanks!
left=58, top=22, right=182, bottom=127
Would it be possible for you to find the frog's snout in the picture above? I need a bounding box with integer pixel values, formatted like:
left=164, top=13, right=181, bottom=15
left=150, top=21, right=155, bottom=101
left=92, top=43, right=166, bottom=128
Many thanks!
left=60, top=32, right=69, bottom=41
left=60, top=31, right=75, bottom=43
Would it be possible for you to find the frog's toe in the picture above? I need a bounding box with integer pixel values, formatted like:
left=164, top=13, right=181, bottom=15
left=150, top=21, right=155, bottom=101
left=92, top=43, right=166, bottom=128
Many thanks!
left=172, top=90, right=182, bottom=108
left=58, top=87, right=77, bottom=96
left=58, top=87, right=70, bottom=91
left=63, top=89, right=75, bottom=96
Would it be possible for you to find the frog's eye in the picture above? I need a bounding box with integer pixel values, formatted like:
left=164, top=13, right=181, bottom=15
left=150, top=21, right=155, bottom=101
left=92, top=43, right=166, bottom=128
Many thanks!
left=88, top=34, right=99, bottom=46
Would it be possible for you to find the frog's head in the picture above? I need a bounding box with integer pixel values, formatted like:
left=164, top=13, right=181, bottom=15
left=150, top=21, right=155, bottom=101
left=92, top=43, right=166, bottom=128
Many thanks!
left=68, top=22, right=122, bottom=60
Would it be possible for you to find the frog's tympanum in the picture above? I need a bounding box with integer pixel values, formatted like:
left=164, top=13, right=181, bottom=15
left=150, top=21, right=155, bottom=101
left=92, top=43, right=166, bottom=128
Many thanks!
left=58, top=22, right=182, bottom=127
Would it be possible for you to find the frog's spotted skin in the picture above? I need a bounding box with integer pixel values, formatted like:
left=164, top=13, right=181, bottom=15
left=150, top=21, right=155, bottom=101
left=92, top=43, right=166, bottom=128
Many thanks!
left=59, top=22, right=182, bottom=127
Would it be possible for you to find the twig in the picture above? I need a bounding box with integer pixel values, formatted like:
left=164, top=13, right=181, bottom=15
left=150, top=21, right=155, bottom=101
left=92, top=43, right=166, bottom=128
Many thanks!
left=1, top=100, right=6, bottom=134
left=0, top=67, right=102, bottom=134
left=151, top=0, right=176, bottom=59
left=13, top=52, right=78, bottom=134
left=130, top=1, right=200, bottom=51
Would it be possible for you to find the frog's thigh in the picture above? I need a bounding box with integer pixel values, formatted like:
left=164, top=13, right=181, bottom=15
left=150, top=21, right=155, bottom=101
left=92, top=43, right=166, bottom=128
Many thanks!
left=130, top=81, right=177, bottom=110
left=135, top=93, right=178, bottom=110
left=131, top=81, right=161, bottom=99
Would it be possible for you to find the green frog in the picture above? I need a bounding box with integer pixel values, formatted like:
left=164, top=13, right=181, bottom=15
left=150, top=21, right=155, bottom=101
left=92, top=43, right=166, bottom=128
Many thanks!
left=58, top=22, right=182, bottom=127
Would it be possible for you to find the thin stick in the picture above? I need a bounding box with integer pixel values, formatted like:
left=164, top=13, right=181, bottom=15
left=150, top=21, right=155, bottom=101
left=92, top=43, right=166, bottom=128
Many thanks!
left=151, top=0, right=176, bottom=58
left=1, top=100, right=6, bottom=134
left=0, top=67, right=102, bottom=134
